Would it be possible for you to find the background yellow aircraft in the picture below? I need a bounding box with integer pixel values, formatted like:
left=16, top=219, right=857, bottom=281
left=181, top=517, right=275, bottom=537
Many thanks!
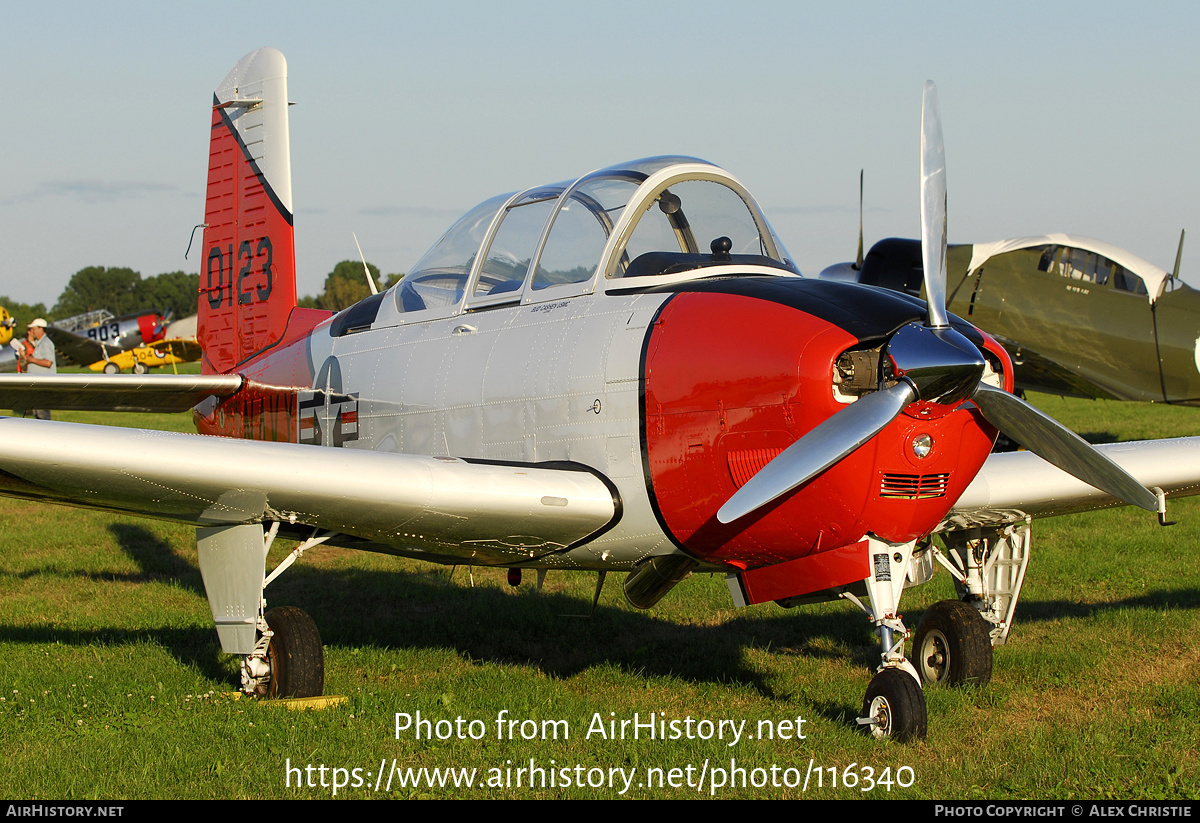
left=87, top=337, right=203, bottom=374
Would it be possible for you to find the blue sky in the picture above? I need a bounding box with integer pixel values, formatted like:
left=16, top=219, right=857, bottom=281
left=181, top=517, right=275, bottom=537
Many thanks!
left=3, top=1, right=1197, bottom=305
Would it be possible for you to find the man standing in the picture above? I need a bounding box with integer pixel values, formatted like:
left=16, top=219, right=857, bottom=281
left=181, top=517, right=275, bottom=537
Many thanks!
left=20, top=318, right=56, bottom=420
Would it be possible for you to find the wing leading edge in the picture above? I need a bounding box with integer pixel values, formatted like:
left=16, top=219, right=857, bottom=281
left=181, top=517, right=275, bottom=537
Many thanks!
left=0, top=417, right=619, bottom=564
left=0, top=373, right=244, bottom=413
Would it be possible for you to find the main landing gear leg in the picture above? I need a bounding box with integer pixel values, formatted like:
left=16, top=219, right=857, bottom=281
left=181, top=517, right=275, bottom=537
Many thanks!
left=195, top=522, right=331, bottom=698
left=902, top=522, right=1033, bottom=687
left=247, top=606, right=324, bottom=698
left=844, top=536, right=927, bottom=741
left=928, top=521, right=1031, bottom=648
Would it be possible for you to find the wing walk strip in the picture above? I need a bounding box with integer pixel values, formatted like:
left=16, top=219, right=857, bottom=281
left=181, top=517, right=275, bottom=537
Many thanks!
left=0, top=417, right=617, bottom=563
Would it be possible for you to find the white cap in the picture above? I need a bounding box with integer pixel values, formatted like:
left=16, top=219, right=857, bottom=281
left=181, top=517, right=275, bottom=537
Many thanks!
left=28, top=318, right=47, bottom=328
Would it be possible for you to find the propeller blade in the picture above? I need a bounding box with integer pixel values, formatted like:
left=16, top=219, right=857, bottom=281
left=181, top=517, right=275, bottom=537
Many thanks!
left=1172, top=228, right=1185, bottom=282
left=854, top=169, right=864, bottom=270
left=717, top=381, right=917, bottom=524
left=722, top=80, right=1156, bottom=531
left=972, top=383, right=1157, bottom=512
left=920, top=80, right=949, bottom=329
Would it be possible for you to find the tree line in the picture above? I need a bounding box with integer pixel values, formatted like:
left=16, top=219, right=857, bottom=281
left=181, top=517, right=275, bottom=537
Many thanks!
left=1, top=262, right=404, bottom=334
left=1, top=268, right=199, bottom=333
left=297, top=260, right=404, bottom=311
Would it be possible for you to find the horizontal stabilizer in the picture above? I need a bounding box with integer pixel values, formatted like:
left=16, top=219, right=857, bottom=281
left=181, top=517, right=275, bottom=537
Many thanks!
left=0, top=418, right=619, bottom=563
left=0, top=374, right=243, bottom=413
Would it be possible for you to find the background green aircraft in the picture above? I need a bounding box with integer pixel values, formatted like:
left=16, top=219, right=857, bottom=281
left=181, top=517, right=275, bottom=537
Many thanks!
left=821, top=232, right=1199, bottom=404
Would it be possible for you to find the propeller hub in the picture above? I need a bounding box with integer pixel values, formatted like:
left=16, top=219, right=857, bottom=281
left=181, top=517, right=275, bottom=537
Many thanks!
left=885, top=324, right=984, bottom=406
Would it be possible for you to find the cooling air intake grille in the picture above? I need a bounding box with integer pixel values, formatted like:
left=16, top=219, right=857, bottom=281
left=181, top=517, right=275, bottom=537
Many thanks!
left=879, top=472, right=950, bottom=499
left=728, top=448, right=783, bottom=489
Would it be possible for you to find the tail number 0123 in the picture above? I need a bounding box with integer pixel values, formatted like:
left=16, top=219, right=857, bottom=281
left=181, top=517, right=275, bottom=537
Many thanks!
left=206, top=238, right=274, bottom=309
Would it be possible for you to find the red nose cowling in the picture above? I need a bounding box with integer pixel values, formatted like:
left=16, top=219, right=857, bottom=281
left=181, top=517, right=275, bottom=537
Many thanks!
left=642, top=291, right=1005, bottom=572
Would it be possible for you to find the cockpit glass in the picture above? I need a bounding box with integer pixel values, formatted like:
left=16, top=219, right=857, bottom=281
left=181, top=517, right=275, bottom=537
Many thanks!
left=394, top=158, right=791, bottom=313
left=533, top=177, right=640, bottom=290
left=398, top=193, right=509, bottom=313
left=1113, top=265, right=1149, bottom=295
left=575, top=176, right=642, bottom=218
left=1056, top=248, right=1111, bottom=286
left=475, top=193, right=558, bottom=298
left=619, top=179, right=767, bottom=273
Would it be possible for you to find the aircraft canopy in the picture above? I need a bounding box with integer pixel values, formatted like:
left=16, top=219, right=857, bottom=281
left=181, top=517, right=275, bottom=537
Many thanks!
left=968, top=234, right=1172, bottom=303
left=390, top=157, right=797, bottom=321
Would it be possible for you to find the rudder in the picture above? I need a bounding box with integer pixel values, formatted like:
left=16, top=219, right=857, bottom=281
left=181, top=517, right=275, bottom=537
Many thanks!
left=198, top=48, right=297, bottom=374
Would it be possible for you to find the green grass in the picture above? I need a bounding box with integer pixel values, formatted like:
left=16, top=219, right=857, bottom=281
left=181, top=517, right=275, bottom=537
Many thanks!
left=1, top=393, right=1199, bottom=798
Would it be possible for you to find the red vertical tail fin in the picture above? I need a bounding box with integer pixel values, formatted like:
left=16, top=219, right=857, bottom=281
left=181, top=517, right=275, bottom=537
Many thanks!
left=198, top=48, right=297, bottom=374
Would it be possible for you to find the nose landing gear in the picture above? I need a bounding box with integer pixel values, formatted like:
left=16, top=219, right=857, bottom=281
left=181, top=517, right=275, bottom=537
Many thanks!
left=845, top=536, right=930, bottom=741
left=858, top=668, right=928, bottom=741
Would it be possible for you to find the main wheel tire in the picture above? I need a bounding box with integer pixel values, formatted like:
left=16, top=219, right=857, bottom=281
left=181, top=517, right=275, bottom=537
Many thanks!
left=103, top=362, right=120, bottom=374
left=132, top=362, right=147, bottom=374
left=262, top=606, right=325, bottom=698
left=860, top=668, right=927, bottom=741
left=912, top=599, right=993, bottom=686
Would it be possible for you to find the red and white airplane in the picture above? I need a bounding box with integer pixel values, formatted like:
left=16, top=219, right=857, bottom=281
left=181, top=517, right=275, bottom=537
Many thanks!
left=1, top=49, right=1197, bottom=741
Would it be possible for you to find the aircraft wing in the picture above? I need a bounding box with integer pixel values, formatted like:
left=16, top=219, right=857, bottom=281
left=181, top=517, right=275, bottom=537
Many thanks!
left=44, top=327, right=111, bottom=366
left=943, top=437, right=1200, bottom=529
left=150, top=338, right=203, bottom=362
left=0, top=417, right=618, bottom=564
left=0, top=373, right=243, bottom=413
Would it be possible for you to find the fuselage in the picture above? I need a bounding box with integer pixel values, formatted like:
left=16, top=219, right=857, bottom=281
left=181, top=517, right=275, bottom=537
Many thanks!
left=838, top=236, right=1200, bottom=404
left=197, top=273, right=1005, bottom=576
left=193, top=152, right=1008, bottom=585
left=950, top=241, right=1200, bottom=404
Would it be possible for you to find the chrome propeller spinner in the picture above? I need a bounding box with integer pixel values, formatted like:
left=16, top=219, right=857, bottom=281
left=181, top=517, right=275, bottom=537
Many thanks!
left=717, top=82, right=1158, bottom=525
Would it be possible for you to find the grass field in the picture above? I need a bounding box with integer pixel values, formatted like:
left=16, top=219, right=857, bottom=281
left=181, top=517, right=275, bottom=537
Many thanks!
left=1, top=393, right=1198, bottom=799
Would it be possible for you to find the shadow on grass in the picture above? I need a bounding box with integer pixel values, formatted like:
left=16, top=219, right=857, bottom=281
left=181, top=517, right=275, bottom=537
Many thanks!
left=308, top=567, right=867, bottom=661
left=0, top=624, right=231, bottom=684
left=1003, top=587, right=1200, bottom=623
left=0, top=524, right=204, bottom=592
left=268, top=563, right=891, bottom=729
left=15, top=552, right=1195, bottom=726
left=0, top=556, right=883, bottom=725
left=109, top=523, right=205, bottom=594
left=1078, top=431, right=1121, bottom=445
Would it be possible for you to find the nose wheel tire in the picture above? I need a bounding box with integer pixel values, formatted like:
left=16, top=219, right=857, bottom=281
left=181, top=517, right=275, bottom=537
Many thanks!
left=912, top=599, right=993, bottom=686
left=257, top=606, right=325, bottom=698
left=859, top=668, right=927, bottom=741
